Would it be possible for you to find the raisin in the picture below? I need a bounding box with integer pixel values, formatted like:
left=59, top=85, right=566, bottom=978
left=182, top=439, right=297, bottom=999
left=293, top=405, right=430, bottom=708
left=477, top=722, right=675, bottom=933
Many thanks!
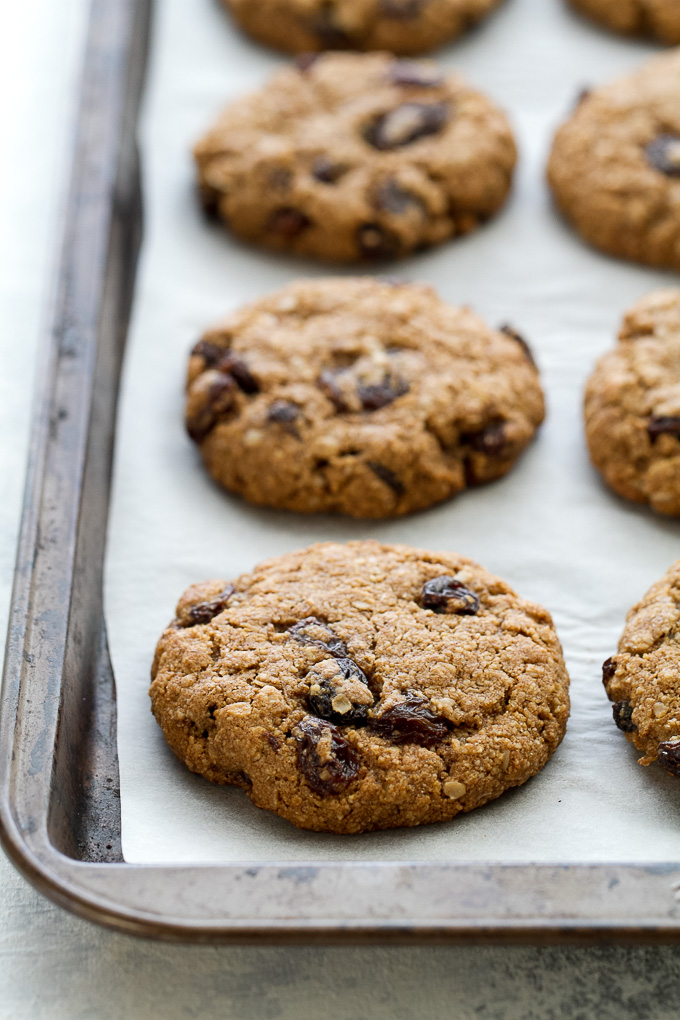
left=370, top=693, right=449, bottom=747
left=191, top=339, right=226, bottom=368
left=364, top=102, right=449, bottom=151
left=374, top=178, right=423, bottom=215
left=199, top=183, right=221, bottom=221
left=357, top=223, right=401, bottom=259
left=648, top=415, right=680, bottom=442
left=387, top=59, right=443, bottom=86
left=380, top=0, right=425, bottom=17
left=308, top=658, right=372, bottom=726
left=294, top=717, right=360, bottom=794
left=499, top=323, right=536, bottom=368
left=266, top=733, right=281, bottom=752
left=421, top=575, right=480, bottom=615
left=218, top=354, right=259, bottom=394
left=312, top=2, right=350, bottom=46
left=186, top=371, right=236, bottom=443
left=183, top=585, right=236, bottom=626
left=612, top=700, right=636, bottom=733
left=645, top=134, right=680, bottom=177
left=358, top=373, right=409, bottom=410
left=267, top=400, right=301, bottom=436
left=657, top=739, right=680, bottom=777
left=464, top=421, right=509, bottom=456
left=267, top=208, right=311, bottom=238
left=367, top=462, right=404, bottom=496
left=602, top=656, right=617, bottom=687
left=288, top=617, right=348, bottom=658
left=312, top=156, right=346, bottom=183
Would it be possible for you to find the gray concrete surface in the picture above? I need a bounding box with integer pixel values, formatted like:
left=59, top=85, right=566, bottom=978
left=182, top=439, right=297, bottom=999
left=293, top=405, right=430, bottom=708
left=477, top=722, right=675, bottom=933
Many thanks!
left=0, top=1, right=679, bottom=1016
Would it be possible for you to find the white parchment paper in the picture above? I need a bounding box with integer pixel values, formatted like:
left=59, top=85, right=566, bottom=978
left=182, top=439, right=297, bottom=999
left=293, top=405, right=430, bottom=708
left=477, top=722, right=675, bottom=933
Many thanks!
left=106, top=0, right=680, bottom=863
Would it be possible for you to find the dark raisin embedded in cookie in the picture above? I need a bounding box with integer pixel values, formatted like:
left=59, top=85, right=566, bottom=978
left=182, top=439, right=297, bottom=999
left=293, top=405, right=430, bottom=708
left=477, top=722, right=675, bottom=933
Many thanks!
left=357, top=372, right=409, bottom=410
left=657, top=738, right=680, bottom=777
left=356, top=223, right=401, bottom=259
left=267, top=400, right=301, bottom=436
left=185, top=370, right=237, bottom=443
left=307, top=657, right=374, bottom=725
left=312, top=156, right=347, bottom=183
left=464, top=421, right=509, bottom=456
left=602, top=656, right=617, bottom=685
left=370, top=693, right=449, bottom=747
left=288, top=617, right=349, bottom=658
left=421, top=575, right=480, bottom=614
left=612, top=700, right=636, bottom=733
left=499, top=324, right=536, bottom=368
left=367, top=462, right=404, bottom=496
left=374, top=178, right=424, bottom=216
left=645, top=134, right=680, bottom=177
left=294, top=716, right=361, bottom=794
left=364, top=102, right=449, bottom=150
left=219, top=354, right=260, bottom=394
left=267, top=207, right=312, bottom=238
left=647, top=415, right=680, bottom=442
left=180, top=585, right=236, bottom=627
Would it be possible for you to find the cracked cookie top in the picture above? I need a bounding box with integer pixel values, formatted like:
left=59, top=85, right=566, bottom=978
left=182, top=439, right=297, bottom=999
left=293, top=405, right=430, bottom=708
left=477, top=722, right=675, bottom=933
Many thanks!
left=221, top=0, right=506, bottom=56
left=150, top=541, right=570, bottom=833
left=194, top=52, right=517, bottom=262
left=585, top=289, right=680, bottom=517
left=185, top=277, right=544, bottom=518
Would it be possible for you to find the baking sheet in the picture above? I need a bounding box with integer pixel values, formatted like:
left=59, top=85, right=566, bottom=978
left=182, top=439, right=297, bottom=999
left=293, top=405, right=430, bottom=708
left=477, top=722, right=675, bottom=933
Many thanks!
left=106, top=0, right=680, bottom=864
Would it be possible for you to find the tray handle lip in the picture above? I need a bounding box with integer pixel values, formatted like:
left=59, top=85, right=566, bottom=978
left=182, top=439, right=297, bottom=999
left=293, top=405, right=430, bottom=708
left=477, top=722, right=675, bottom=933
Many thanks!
left=2, top=796, right=680, bottom=944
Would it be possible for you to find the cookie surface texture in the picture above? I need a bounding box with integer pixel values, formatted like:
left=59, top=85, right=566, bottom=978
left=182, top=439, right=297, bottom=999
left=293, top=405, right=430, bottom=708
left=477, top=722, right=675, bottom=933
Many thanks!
left=194, top=52, right=517, bottom=262
left=185, top=277, right=544, bottom=518
left=150, top=541, right=571, bottom=834
left=222, top=0, right=505, bottom=55
left=568, top=0, right=680, bottom=44
left=585, top=289, right=680, bottom=517
left=547, top=50, right=680, bottom=271
left=603, top=560, right=680, bottom=778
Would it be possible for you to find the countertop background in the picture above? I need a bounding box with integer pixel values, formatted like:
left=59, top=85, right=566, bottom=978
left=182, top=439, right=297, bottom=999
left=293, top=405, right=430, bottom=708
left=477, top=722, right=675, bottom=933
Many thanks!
left=0, top=1, right=679, bottom=1016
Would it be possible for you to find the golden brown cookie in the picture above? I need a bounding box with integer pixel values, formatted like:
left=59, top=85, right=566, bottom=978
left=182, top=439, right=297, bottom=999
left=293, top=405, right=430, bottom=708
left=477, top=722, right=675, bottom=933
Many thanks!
left=222, top=0, right=506, bottom=56
left=150, top=541, right=571, bottom=834
left=585, top=289, right=680, bottom=517
left=185, top=277, right=544, bottom=518
left=603, top=561, right=680, bottom=778
left=194, top=52, right=517, bottom=262
left=547, top=50, right=680, bottom=271
left=568, top=0, right=680, bottom=44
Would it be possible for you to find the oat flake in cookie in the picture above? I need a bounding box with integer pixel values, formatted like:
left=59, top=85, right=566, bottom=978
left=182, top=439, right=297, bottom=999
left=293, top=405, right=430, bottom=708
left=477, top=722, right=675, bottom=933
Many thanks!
left=585, top=290, right=680, bottom=517
left=222, top=0, right=506, bottom=56
left=150, top=542, right=570, bottom=834
left=185, top=278, right=544, bottom=518
left=568, top=0, right=680, bottom=45
left=603, top=561, right=680, bottom=778
left=547, top=50, right=680, bottom=271
left=194, top=52, right=516, bottom=262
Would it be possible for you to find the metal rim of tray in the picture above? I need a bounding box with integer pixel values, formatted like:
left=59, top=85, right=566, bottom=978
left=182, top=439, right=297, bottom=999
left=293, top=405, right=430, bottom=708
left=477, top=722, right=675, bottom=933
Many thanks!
left=0, top=0, right=679, bottom=944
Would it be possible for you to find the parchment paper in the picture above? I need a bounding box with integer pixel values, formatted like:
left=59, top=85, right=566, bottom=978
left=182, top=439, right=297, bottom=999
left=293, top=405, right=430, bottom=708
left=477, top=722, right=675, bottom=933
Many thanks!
left=106, top=0, right=680, bottom=863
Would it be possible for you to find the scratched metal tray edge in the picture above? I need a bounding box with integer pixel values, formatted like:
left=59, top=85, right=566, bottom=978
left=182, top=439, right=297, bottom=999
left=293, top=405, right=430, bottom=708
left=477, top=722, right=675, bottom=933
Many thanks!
left=1, top=0, right=680, bottom=944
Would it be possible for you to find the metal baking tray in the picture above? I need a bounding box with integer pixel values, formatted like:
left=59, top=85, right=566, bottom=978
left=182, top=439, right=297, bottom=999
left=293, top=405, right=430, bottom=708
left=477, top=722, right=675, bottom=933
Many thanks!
left=1, top=0, right=679, bottom=943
